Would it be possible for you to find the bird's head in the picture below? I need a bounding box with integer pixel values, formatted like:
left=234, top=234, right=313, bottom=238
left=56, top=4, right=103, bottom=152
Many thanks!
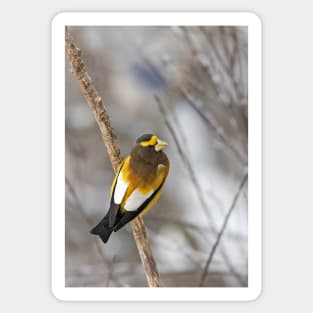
left=136, top=134, right=168, bottom=152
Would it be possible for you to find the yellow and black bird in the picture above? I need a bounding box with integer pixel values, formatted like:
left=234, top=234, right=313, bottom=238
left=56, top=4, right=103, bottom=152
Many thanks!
left=90, top=134, right=169, bottom=243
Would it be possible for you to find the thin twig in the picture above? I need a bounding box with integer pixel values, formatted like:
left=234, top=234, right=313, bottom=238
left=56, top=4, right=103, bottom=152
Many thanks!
left=156, top=96, right=247, bottom=285
left=65, top=176, right=120, bottom=286
left=65, top=27, right=162, bottom=287
left=180, top=87, right=247, bottom=165
left=156, top=96, right=212, bottom=222
left=178, top=27, right=247, bottom=165
left=199, top=173, right=248, bottom=286
left=197, top=27, right=240, bottom=104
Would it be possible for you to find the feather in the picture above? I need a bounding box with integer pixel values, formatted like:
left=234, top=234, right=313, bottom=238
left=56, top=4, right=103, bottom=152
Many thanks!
left=124, top=188, right=154, bottom=211
left=90, top=215, right=113, bottom=244
left=113, top=181, right=165, bottom=231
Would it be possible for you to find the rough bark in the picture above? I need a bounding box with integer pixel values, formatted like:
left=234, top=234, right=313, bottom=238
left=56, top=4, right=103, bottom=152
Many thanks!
left=65, top=27, right=162, bottom=287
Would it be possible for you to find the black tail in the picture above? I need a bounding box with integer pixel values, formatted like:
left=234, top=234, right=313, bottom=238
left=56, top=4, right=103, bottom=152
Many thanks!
left=90, top=216, right=113, bottom=244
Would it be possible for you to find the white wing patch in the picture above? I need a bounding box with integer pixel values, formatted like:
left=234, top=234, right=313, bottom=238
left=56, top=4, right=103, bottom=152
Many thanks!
left=114, top=173, right=128, bottom=204
left=158, top=163, right=166, bottom=171
left=124, top=189, right=154, bottom=211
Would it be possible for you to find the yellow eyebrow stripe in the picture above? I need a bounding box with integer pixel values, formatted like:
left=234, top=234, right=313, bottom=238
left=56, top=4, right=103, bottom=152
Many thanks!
left=139, top=135, right=157, bottom=147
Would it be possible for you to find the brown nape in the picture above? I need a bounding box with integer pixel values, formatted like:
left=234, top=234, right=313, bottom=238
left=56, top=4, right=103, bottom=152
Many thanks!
left=129, top=145, right=169, bottom=181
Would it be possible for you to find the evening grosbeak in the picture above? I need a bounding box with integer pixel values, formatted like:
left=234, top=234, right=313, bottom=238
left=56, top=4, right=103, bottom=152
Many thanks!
left=90, top=134, right=169, bottom=243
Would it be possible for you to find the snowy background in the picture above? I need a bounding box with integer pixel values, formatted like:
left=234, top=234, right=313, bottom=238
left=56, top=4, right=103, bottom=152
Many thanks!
left=65, top=26, right=248, bottom=287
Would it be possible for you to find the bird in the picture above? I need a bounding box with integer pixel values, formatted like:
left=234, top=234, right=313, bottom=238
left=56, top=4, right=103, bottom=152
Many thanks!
left=90, top=134, right=169, bottom=244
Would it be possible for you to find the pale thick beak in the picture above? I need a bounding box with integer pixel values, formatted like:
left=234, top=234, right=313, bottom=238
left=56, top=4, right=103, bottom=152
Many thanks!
left=155, top=139, right=168, bottom=152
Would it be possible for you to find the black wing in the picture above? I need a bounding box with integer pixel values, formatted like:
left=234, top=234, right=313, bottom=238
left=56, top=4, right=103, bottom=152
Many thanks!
left=113, top=181, right=164, bottom=232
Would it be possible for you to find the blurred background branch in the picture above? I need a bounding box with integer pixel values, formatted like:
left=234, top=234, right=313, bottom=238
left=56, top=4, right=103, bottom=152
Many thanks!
left=65, top=25, right=248, bottom=287
left=199, top=173, right=248, bottom=286
left=65, top=28, right=162, bottom=287
left=156, top=95, right=247, bottom=285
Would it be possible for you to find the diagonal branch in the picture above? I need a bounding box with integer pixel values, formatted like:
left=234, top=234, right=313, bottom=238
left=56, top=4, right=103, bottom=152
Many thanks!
left=155, top=95, right=212, bottom=222
left=65, top=176, right=121, bottom=287
left=156, top=96, right=247, bottom=285
left=65, top=27, right=162, bottom=287
left=179, top=87, right=247, bottom=165
left=199, top=173, right=248, bottom=286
